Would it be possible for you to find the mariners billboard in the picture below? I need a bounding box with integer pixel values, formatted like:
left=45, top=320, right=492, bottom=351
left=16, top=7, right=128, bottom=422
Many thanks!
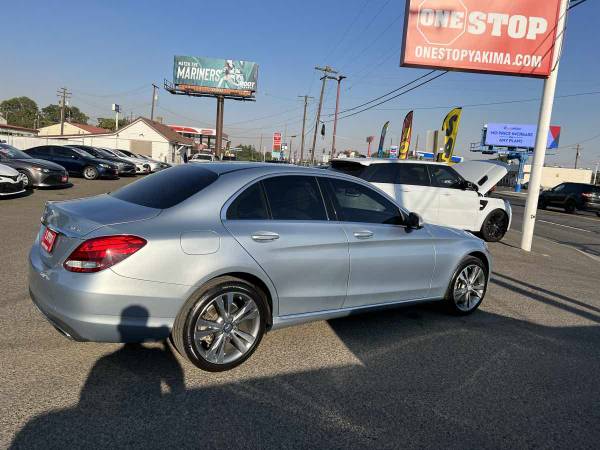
left=173, top=56, right=259, bottom=98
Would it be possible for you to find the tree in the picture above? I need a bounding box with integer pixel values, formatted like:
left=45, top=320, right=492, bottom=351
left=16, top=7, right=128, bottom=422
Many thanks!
left=96, top=117, right=132, bottom=131
left=0, top=97, right=39, bottom=128
left=233, top=144, right=263, bottom=161
left=41, top=104, right=89, bottom=126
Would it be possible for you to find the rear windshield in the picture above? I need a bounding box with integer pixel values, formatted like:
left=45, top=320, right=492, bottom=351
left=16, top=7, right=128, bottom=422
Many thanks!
left=110, top=165, right=218, bottom=209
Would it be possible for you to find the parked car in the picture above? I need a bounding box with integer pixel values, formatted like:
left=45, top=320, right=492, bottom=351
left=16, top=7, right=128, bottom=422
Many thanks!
left=0, top=143, right=70, bottom=189
left=68, top=145, right=137, bottom=177
left=122, top=150, right=171, bottom=172
left=0, top=162, right=27, bottom=197
left=190, top=152, right=217, bottom=162
left=330, top=159, right=512, bottom=242
left=100, top=148, right=151, bottom=174
left=25, top=145, right=119, bottom=180
left=539, top=182, right=600, bottom=216
left=29, top=163, right=491, bottom=372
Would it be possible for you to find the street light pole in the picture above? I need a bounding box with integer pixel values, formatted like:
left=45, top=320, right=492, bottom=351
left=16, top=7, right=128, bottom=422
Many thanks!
left=310, top=66, right=337, bottom=165
left=288, top=135, right=297, bottom=163
left=331, top=75, right=346, bottom=158
left=298, top=95, right=313, bottom=165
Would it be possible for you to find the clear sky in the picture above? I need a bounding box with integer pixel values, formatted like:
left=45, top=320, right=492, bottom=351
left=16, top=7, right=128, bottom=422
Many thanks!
left=1, top=0, right=599, bottom=167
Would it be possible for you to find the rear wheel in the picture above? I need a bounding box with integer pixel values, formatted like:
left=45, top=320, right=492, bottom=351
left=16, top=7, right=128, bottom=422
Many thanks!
left=445, top=257, right=488, bottom=315
left=171, top=276, right=268, bottom=372
left=565, top=200, right=576, bottom=214
left=480, top=209, right=508, bottom=242
left=83, top=166, right=99, bottom=180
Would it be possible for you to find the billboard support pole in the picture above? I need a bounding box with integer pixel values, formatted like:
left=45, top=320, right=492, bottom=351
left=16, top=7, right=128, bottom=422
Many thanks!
left=521, top=0, right=568, bottom=252
left=215, top=95, right=224, bottom=159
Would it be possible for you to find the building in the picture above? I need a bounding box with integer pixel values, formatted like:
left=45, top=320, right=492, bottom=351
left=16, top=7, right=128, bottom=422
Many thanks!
left=169, top=125, right=230, bottom=154
left=501, top=164, right=593, bottom=188
left=5, top=117, right=193, bottom=163
left=0, top=123, right=39, bottom=138
left=37, top=122, right=109, bottom=136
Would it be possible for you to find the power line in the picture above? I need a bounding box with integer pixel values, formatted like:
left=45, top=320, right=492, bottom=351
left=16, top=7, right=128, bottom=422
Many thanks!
left=324, top=71, right=448, bottom=122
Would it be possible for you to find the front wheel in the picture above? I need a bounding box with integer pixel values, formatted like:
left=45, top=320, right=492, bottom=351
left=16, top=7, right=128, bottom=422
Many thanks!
left=83, top=166, right=99, bottom=180
left=480, top=209, right=508, bottom=242
left=445, top=257, right=488, bottom=315
left=171, top=277, right=268, bottom=372
left=19, top=170, right=34, bottom=190
left=565, top=200, right=576, bottom=214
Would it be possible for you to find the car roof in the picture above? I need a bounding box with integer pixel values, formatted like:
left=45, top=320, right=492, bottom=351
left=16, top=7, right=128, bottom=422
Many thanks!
left=332, top=158, right=446, bottom=166
left=195, top=162, right=330, bottom=176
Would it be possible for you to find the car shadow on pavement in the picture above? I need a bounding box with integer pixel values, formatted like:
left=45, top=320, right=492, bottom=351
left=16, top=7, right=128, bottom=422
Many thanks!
left=10, top=303, right=600, bottom=449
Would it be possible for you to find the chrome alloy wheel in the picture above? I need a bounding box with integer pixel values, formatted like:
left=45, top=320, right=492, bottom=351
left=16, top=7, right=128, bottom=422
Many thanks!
left=84, top=167, right=97, bottom=179
left=193, top=291, right=261, bottom=365
left=453, top=264, right=486, bottom=312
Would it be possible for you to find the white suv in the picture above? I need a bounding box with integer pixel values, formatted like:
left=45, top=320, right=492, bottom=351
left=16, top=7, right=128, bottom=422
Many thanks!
left=330, top=158, right=511, bottom=242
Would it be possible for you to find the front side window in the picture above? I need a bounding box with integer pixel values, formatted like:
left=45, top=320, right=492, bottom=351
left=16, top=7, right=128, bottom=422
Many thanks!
left=327, top=178, right=402, bottom=225
left=226, top=182, right=269, bottom=220
left=552, top=184, right=566, bottom=192
left=428, top=165, right=463, bottom=189
left=262, top=175, right=327, bottom=221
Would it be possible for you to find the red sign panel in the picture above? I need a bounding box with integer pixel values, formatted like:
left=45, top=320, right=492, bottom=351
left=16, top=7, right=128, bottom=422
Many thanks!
left=401, top=0, right=562, bottom=78
left=41, top=227, right=57, bottom=253
left=273, top=132, right=282, bottom=151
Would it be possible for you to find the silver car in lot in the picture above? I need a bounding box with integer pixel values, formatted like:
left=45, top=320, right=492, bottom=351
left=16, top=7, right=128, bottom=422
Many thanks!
left=29, top=163, right=491, bottom=371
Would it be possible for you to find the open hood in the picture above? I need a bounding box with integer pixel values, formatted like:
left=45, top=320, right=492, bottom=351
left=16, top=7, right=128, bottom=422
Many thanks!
left=453, top=160, right=508, bottom=194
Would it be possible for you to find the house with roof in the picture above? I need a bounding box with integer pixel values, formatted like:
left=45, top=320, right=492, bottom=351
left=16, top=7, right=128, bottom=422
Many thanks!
left=37, top=122, right=109, bottom=136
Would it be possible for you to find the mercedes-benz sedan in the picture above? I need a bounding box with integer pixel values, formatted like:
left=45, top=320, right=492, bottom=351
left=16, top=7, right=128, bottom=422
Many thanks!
left=29, top=163, right=491, bottom=371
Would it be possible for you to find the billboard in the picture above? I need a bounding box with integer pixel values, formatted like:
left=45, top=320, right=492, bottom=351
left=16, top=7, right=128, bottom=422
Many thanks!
left=485, top=123, right=561, bottom=149
left=273, top=132, right=282, bottom=151
left=173, top=56, right=258, bottom=97
left=401, top=0, right=562, bottom=78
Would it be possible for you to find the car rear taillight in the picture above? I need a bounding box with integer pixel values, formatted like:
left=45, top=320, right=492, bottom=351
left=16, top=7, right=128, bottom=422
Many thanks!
left=581, top=192, right=592, bottom=199
left=64, top=235, right=146, bottom=273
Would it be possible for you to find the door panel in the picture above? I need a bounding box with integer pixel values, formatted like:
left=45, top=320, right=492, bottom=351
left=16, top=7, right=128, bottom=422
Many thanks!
left=428, top=165, right=478, bottom=230
left=342, top=223, right=435, bottom=307
left=224, top=220, right=349, bottom=315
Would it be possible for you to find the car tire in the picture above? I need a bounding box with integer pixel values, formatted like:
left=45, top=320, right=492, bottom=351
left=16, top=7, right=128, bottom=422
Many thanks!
left=83, top=166, right=99, bottom=180
left=18, top=170, right=34, bottom=190
left=565, top=200, right=576, bottom=214
left=171, top=276, right=269, bottom=372
left=444, top=256, right=488, bottom=316
left=479, top=209, right=508, bottom=242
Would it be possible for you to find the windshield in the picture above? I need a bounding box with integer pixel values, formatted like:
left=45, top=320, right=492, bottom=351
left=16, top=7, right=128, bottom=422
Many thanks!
left=72, top=147, right=94, bottom=158
left=111, top=149, right=129, bottom=158
left=92, top=148, right=116, bottom=158
left=0, top=144, right=32, bottom=159
left=118, top=149, right=135, bottom=157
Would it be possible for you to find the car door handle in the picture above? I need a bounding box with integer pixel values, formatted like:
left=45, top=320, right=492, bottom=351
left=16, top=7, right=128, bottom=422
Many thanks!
left=251, top=231, right=280, bottom=242
left=353, top=230, right=373, bottom=239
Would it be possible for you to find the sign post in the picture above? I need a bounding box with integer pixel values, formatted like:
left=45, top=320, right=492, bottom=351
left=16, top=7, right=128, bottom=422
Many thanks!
left=521, top=0, right=568, bottom=252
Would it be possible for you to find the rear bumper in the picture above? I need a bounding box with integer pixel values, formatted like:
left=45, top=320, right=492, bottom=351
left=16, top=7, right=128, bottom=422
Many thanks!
left=582, top=201, right=600, bottom=212
left=28, top=244, right=187, bottom=342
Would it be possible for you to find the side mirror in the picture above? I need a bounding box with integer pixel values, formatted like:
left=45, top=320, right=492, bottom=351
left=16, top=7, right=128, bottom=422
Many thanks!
left=407, top=212, right=424, bottom=229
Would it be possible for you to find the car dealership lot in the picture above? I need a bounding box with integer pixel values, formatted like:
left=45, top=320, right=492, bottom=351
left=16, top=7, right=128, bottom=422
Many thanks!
left=1, top=178, right=599, bottom=448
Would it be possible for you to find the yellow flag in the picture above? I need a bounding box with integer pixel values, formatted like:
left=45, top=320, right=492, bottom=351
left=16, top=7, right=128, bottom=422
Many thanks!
left=437, top=107, right=462, bottom=163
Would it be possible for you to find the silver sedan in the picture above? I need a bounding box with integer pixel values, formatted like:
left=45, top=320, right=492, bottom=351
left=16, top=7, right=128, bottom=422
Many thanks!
left=29, top=163, right=491, bottom=371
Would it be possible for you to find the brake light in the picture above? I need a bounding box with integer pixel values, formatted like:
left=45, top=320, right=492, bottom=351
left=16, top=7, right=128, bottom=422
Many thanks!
left=581, top=192, right=592, bottom=199
left=64, top=235, right=146, bottom=273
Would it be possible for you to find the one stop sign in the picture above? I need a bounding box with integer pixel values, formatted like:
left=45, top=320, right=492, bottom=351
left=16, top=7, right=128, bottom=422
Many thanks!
left=416, top=0, right=467, bottom=46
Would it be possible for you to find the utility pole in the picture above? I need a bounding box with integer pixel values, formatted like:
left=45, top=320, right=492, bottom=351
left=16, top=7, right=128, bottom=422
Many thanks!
left=150, top=84, right=159, bottom=121
left=331, top=75, right=346, bottom=158
left=574, top=144, right=581, bottom=169
left=298, top=95, right=313, bottom=165
left=56, top=87, right=71, bottom=136
left=593, top=161, right=599, bottom=185
left=289, top=135, right=297, bottom=163
left=310, top=65, right=337, bottom=165
left=259, top=134, right=264, bottom=162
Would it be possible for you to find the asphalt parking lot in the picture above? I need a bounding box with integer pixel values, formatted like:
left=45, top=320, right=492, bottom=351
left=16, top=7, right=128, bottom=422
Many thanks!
left=1, top=178, right=599, bottom=449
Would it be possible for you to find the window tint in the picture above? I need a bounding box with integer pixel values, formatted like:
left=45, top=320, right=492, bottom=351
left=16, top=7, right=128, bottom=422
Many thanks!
left=110, top=165, right=218, bottom=209
left=54, top=147, right=73, bottom=157
left=429, top=165, right=463, bottom=188
left=226, top=182, right=269, bottom=220
left=329, top=160, right=368, bottom=179
left=327, top=178, right=402, bottom=225
left=368, top=164, right=398, bottom=183
left=26, top=147, right=46, bottom=156
left=396, top=164, right=430, bottom=186
left=552, top=184, right=565, bottom=192
left=262, top=175, right=327, bottom=221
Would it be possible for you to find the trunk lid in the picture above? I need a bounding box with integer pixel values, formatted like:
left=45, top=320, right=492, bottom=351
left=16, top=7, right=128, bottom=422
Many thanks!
left=453, top=160, right=509, bottom=194
left=38, top=194, right=160, bottom=268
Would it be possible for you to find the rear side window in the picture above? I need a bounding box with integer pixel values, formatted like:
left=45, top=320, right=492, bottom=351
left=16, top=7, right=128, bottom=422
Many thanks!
left=110, top=165, right=218, bottom=209
left=396, top=164, right=430, bottom=186
left=262, top=176, right=327, bottom=221
left=226, top=182, right=269, bottom=220
left=368, top=164, right=398, bottom=183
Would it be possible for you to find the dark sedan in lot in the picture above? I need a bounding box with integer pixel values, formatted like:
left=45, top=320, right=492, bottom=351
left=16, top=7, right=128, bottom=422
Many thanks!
left=68, top=145, right=137, bottom=177
left=0, top=143, right=70, bottom=189
left=25, top=145, right=119, bottom=180
left=539, top=182, right=600, bottom=216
